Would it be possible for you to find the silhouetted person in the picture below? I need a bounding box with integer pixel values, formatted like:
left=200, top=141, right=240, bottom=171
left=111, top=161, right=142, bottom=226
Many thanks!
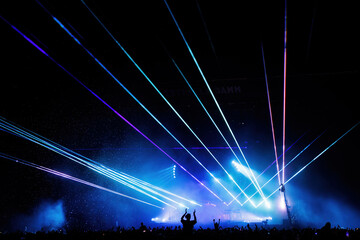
left=139, top=222, right=147, bottom=232
left=181, top=209, right=197, bottom=236
left=213, top=219, right=220, bottom=231
left=320, top=222, right=332, bottom=240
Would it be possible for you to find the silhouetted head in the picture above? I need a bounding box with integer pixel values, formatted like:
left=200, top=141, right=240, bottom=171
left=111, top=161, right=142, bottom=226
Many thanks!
left=185, top=213, right=191, bottom=220
left=324, top=222, right=331, bottom=230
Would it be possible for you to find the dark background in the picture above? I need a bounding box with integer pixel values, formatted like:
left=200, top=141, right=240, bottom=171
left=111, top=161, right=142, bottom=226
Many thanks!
left=0, top=0, right=359, bottom=230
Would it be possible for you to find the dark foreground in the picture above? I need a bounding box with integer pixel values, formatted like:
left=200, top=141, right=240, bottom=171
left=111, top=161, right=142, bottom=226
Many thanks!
left=1, top=225, right=360, bottom=240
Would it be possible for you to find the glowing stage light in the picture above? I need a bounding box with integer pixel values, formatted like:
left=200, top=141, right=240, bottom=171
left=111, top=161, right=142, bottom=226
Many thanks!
left=0, top=153, right=163, bottom=209
left=79, top=1, right=245, bottom=205
left=163, top=0, right=266, bottom=201
left=0, top=17, right=221, bottom=202
left=178, top=203, right=186, bottom=208
left=265, top=201, right=271, bottom=209
left=232, top=160, right=246, bottom=175
left=278, top=195, right=286, bottom=211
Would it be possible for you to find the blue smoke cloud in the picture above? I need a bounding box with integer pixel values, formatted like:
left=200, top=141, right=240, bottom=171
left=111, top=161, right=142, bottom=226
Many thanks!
left=12, top=200, right=65, bottom=232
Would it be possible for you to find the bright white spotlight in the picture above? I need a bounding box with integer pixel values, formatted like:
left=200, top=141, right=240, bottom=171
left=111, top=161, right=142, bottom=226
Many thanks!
left=232, top=161, right=251, bottom=178
left=265, top=201, right=271, bottom=209
left=278, top=196, right=286, bottom=210
left=179, top=203, right=188, bottom=208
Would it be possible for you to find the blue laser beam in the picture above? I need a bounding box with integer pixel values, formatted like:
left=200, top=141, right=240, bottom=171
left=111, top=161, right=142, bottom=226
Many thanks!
left=255, top=122, right=359, bottom=208
left=0, top=125, right=178, bottom=209
left=52, top=14, right=224, bottom=202
left=35, top=1, right=238, bottom=204
left=1, top=119, right=195, bottom=210
left=0, top=153, right=163, bottom=209
left=171, top=58, right=256, bottom=206
left=195, top=0, right=217, bottom=61
left=119, top=171, right=202, bottom=207
left=225, top=132, right=307, bottom=206
left=0, top=16, right=221, bottom=201
left=240, top=130, right=326, bottom=207
left=79, top=0, right=243, bottom=205
left=0, top=118, right=196, bottom=209
left=163, top=0, right=266, bottom=201
left=0, top=16, right=48, bottom=56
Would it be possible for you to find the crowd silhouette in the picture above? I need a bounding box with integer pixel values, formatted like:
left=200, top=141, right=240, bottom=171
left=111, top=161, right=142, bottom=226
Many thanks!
left=1, top=223, right=359, bottom=240
left=1, top=211, right=359, bottom=240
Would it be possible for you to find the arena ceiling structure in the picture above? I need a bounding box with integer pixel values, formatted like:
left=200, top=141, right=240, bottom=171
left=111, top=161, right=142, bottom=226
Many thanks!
left=0, top=0, right=359, bottom=230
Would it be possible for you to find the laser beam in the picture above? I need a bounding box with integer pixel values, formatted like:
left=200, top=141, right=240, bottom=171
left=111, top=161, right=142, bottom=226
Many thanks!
left=79, top=0, right=243, bottom=205
left=255, top=122, right=359, bottom=208
left=51, top=14, right=225, bottom=202
left=0, top=117, right=202, bottom=209
left=119, top=171, right=202, bottom=207
left=282, top=0, right=288, bottom=184
left=0, top=120, right=179, bottom=209
left=35, top=1, right=240, bottom=205
left=163, top=0, right=266, bottom=201
left=226, top=132, right=307, bottom=206
left=0, top=153, right=163, bottom=209
left=240, top=130, right=326, bottom=207
left=261, top=43, right=281, bottom=187
left=171, top=58, right=256, bottom=206
left=0, top=15, right=221, bottom=201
